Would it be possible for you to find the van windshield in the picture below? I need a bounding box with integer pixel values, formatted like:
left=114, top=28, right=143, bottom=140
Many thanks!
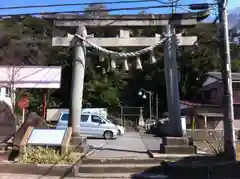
left=60, top=113, right=89, bottom=122
left=104, top=118, right=118, bottom=125
left=104, top=118, right=111, bottom=123
left=61, top=113, right=69, bottom=121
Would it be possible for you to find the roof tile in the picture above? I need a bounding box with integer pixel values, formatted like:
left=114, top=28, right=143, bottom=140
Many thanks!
left=208, top=71, right=240, bottom=81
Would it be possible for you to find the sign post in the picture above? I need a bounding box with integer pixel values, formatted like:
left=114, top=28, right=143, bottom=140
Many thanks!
left=22, top=108, right=25, bottom=124
left=17, top=97, right=29, bottom=124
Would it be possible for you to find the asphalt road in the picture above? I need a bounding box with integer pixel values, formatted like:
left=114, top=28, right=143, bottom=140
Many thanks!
left=140, top=133, right=162, bottom=151
left=87, top=132, right=162, bottom=158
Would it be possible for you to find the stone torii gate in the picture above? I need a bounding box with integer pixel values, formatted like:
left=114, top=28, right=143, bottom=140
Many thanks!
left=44, top=10, right=208, bottom=148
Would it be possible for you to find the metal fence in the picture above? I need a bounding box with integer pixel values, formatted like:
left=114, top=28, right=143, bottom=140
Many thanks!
left=184, top=129, right=240, bottom=141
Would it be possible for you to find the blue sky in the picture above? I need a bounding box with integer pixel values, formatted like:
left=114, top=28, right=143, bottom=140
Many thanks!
left=0, top=0, right=239, bottom=16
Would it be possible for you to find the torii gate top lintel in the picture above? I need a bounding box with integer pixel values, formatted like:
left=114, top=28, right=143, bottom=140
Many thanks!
left=43, top=10, right=210, bottom=28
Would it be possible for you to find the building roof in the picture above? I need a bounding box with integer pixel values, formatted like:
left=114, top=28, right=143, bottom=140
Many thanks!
left=180, top=100, right=220, bottom=107
left=208, top=71, right=240, bottom=81
left=198, top=112, right=223, bottom=117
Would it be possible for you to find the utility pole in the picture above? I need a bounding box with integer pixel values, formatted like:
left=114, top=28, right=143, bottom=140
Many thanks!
left=69, top=26, right=87, bottom=137
left=149, top=91, right=152, bottom=120
left=120, top=106, right=124, bottom=126
left=171, top=0, right=176, bottom=14
left=156, top=93, right=159, bottom=118
left=218, top=0, right=236, bottom=159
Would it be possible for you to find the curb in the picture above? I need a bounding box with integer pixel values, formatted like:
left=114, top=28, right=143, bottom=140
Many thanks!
left=147, top=150, right=209, bottom=161
left=0, top=163, right=74, bottom=176
left=75, top=173, right=168, bottom=178
left=80, top=157, right=162, bottom=164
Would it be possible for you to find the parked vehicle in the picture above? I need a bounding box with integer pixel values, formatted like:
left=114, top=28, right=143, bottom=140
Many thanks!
left=81, top=108, right=107, bottom=119
left=104, top=118, right=125, bottom=135
left=56, top=112, right=118, bottom=139
left=80, top=108, right=125, bottom=134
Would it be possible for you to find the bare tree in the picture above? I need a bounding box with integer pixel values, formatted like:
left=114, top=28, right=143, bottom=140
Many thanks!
left=84, top=3, right=108, bottom=17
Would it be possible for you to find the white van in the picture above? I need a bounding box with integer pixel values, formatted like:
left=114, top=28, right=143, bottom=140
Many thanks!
left=56, top=112, right=118, bottom=139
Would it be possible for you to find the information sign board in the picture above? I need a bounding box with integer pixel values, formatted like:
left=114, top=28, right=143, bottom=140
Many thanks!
left=27, top=129, right=66, bottom=146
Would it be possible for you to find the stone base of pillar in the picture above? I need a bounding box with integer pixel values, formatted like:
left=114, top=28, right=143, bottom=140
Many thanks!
left=70, top=136, right=88, bottom=153
left=160, top=137, right=196, bottom=154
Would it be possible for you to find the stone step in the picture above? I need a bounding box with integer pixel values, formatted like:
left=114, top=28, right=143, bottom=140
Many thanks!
left=75, top=173, right=167, bottom=179
left=150, top=153, right=205, bottom=160
left=0, top=151, right=10, bottom=161
left=77, top=163, right=164, bottom=173
left=160, top=145, right=196, bottom=154
left=162, top=137, right=191, bottom=146
left=81, top=158, right=163, bottom=164
left=0, top=144, right=7, bottom=151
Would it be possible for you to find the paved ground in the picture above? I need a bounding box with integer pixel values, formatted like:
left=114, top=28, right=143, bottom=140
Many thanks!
left=140, top=133, right=162, bottom=151
left=87, top=132, right=161, bottom=158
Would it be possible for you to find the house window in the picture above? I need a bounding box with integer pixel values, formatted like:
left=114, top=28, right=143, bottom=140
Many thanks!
left=233, top=83, right=240, bottom=89
left=210, top=88, right=217, bottom=99
left=204, top=91, right=211, bottom=101
left=233, top=91, right=240, bottom=103
left=201, top=92, right=205, bottom=101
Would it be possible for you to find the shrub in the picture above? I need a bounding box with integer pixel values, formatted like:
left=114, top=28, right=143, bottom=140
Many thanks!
left=205, top=132, right=224, bottom=154
left=16, top=146, right=80, bottom=164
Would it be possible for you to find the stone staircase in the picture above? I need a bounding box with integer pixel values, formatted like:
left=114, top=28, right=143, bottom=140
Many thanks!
left=74, top=158, right=168, bottom=178
left=73, top=156, right=240, bottom=179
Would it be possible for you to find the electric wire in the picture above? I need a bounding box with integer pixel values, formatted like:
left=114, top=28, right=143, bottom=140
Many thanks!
left=0, top=3, right=217, bottom=17
left=155, top=0, right=180, bottom=5
left=0, top=4, right=203, bottom=17
left=177, top=6, right=193, bottom=13
left=0, top=0, right=161, bottom=10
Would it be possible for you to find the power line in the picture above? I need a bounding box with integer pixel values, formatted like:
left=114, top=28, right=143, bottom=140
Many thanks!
left=0, top=4, right=196, bottom=17
left=156, top=0, right=181, bottom=13
left=177, top=6, right=192, bottom=13
left=0, top=0, right=160, bottom=10
left=156, top=0, right=180, bottom=5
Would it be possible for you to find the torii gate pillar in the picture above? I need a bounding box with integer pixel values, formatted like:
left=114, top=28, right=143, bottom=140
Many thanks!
left=68, top=26, right=88, bottom=151
left=164, top=25, right=182, bottom=137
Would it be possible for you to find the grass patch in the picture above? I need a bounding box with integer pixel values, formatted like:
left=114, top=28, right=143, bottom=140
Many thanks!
left=16, top=146, right=82, bottom=164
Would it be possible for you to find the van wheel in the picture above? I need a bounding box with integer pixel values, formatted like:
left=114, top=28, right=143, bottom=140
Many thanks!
left=104, top=131, right=113, bottom=140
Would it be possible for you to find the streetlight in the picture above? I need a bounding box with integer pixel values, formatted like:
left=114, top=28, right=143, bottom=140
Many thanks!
left=138, top=88, right=153, bottom=120
left=142, top=94, right=147, bottom=99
